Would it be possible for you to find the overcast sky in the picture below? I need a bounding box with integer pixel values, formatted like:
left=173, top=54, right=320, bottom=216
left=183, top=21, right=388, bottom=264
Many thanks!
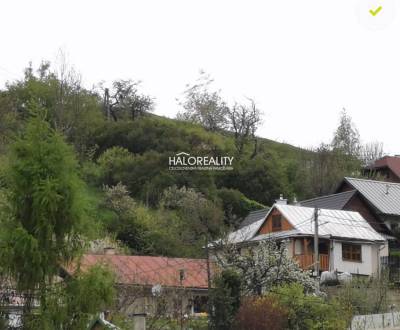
left=1, top=0, right=399, bottom=153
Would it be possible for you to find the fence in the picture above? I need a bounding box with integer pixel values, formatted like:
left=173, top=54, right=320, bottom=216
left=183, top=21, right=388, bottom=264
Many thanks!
left=350, top=312, right=400, bottom=329
left=381, top=256, right=400, bottom=283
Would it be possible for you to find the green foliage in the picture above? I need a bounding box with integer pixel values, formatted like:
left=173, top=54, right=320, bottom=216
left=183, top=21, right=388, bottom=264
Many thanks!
left=0, top=62, right=104, bottom=157
left=91, top=114, right=319, bottom=207
left=26, top=265, right=116, bottom=330
left=216, top=188, right=265, bottom=226
left=0, top=111, right=88, bottom=292
left=98, top=146, right=135, bottom=186
left=210, top=269, right=242, bottom=330
left=332, top=274, right=391, bottom=315
left=177, top=72, right=229, bottom=131
left=102, top=183, right=216, bottom=257
left=271, top=284, right=350, bottom=330
left=332, top=109, right=361, bottom=157
left=161, top=185, right=224, bottom=239
left=220, top=152, right=293, bottom=205
left=104, top=79, right=154, bottom=121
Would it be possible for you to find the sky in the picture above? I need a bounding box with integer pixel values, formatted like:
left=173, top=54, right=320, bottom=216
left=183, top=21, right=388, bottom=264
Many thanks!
left=1, top=0, right=399, bottom=153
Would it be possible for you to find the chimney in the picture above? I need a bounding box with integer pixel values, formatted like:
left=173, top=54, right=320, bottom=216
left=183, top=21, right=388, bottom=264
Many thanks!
left=104, top=247, right=116, bottom=255
left=386, top=184, right=390, bottom=195
left=275, top=194, right=287, bottom=205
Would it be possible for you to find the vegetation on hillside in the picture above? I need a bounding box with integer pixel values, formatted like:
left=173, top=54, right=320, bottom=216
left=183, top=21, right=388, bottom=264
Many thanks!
left=0, top=62, right=382, bottom=259
left=0, top=61, right=387, bottom=329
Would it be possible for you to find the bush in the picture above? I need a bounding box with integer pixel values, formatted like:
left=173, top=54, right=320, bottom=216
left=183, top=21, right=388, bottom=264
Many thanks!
left=332, top=273, right=390, bottom=315
left=234, top=296, right=288, bottom=330
left=271, top=283, right=350, bottom=330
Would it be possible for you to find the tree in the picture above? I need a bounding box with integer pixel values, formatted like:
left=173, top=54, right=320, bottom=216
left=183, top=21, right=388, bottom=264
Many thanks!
left=222, top=152, right=292, bottom=206
left=227, top=99, right=262, bottom=157
left=161, top=185, right=224, bottom=239
left=216, top=240, right=316, bottom=295
left=177, top=72, right=229, bottom=131
left=308, top=143, right=344, bottom=196
left=29, top=265, right=116, bottom=330
left=102, top=183, right=154, bottom=254
left=209, top=269, right=242, bottom=330
left=0, top=61, right=104, bottom=157
left=216, top=188, right=265, bottom=227
left=331, top=108, right=360, bottom=157
left=0, top=109, right=90, bottom=317
left=360, top=141, right=384, bottom=166
left=102, top=80, right=153, bottom=121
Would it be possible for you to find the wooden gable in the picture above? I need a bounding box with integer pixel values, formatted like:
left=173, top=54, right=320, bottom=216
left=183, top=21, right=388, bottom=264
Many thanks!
left=257, top=207, right=294, bottom=235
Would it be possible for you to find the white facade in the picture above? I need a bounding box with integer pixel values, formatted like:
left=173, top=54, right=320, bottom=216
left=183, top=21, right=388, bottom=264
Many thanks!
left=225, top=204, right=388, bottom=277
left=330, top=240, right=387, bottom=276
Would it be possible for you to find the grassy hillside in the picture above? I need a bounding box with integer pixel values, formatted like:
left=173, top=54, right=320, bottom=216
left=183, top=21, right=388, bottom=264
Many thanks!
left=0, top=63, right=341, bottom=258
left=86, top=114, right=311, bottom=207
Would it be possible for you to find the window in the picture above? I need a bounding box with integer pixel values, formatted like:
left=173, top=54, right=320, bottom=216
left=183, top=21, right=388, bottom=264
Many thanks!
left=193, top=296, right=208, bottom=313
left=342, top=243, right=362, bottom=262
left=272, top=215, right=282, bottom=231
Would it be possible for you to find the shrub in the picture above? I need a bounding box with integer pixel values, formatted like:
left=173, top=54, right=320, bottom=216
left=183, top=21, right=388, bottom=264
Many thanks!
left=234, top=296, right=288, bottom=330
left=271, top=283, right=350, bottom=330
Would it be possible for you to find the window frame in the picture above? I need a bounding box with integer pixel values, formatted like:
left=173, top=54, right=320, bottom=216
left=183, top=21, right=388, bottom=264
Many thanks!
left=271, top=214, right=282, bottom=232
left=342, top=243, right=362, bottom=262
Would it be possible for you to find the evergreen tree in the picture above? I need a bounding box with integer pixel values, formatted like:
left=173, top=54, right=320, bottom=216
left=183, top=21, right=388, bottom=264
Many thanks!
left=0, top=107, right=89, bottom=315
left=331, top=108, right=361, bottom=157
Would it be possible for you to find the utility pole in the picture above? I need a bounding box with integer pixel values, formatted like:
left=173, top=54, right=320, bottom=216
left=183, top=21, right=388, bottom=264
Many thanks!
left=205, top=235, right=212, bottom=330
left=179, top=269, right=185, bottom=330
left=314, top=207, right=319, bottom=277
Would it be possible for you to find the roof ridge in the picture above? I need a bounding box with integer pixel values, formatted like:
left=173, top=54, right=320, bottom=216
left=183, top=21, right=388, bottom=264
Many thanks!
left=248, top=207, right=269, bottom=214
left=346, top=177, right=400, bottom=186
left=84, top=254, right=206, bottom=262
left=278, top=203, right=362, bottom=214
left=300, top=190, right=356, bottom=203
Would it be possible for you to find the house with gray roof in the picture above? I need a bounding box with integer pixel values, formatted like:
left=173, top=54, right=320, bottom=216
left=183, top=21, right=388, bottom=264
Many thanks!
left=336, top=177, right=400, bottom=234
left=238, top=208, right=270, bottom=229
left=224, top=203, right=387, bottom=276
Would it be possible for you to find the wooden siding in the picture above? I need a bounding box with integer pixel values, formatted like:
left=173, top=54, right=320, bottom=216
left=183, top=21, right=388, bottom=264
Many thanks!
left=334, top=188, right=389, bottom=234
left=344, top=194, right=384, bottom=232
left=257, top=207, right=293, bottom=235
left=338, top=181, right=354, bottom=193
left=294, top=254, right=329, bottom=272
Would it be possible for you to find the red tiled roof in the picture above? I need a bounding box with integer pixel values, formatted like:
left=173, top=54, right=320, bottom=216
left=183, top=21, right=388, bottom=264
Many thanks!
left=370, top=156, right=400, bottom=179
left=65, top=254, right=209, bottom=289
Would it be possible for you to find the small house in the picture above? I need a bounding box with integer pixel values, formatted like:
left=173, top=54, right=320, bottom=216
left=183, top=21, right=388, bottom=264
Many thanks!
left=363, top=156, right=400, bottom=183
left=226, top=203, right=387, bottom=276
left=63, top=254, right=209, bottom=318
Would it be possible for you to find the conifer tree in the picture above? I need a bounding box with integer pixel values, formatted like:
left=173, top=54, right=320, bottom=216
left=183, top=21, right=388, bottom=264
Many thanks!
left=0, top=106, right=88, bottom=313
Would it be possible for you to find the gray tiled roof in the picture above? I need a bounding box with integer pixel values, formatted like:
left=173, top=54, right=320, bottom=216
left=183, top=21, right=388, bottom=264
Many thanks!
left=343, top=177, right=400, bottom=216
left=300, top=190, right=357, bottom=210
left=238, top=208, right=270, bottom=229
